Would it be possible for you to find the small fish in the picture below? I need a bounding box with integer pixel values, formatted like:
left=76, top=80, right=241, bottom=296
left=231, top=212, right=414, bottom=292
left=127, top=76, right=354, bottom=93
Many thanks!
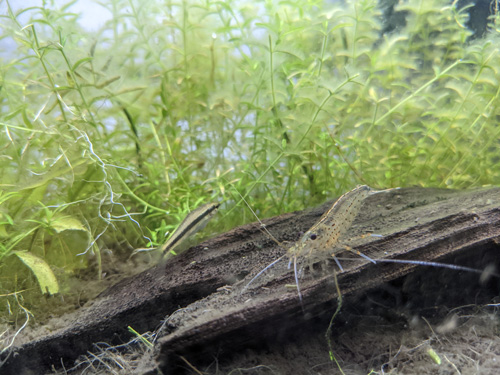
left=161, top=203, right=220, bottom=258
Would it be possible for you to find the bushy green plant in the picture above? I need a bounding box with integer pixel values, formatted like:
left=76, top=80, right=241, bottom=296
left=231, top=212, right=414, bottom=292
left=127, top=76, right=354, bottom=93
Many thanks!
left=0, top=0, right=499, bottom=321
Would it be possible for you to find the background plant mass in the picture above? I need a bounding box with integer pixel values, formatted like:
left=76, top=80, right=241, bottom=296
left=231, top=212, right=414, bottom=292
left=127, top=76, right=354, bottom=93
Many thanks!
left=0, top=0, right=499, bottom=329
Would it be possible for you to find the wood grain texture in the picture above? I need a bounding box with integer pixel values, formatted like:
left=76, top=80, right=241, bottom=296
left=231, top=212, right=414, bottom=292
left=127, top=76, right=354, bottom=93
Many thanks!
left=1, top=187, right=499, bottom=375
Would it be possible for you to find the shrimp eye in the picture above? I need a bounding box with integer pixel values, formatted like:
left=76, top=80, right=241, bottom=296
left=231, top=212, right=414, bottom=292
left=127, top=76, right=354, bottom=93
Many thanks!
left=310, top=233, right=317, bottom=240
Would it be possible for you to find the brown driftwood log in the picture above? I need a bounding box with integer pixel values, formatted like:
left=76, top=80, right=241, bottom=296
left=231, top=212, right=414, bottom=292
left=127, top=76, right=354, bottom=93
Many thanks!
left=1, top=187, right=499, bottom=374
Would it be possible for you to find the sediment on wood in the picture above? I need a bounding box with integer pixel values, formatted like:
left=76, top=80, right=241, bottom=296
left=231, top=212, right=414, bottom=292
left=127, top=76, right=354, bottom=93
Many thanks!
left=1, top=187, right=499, bottom=375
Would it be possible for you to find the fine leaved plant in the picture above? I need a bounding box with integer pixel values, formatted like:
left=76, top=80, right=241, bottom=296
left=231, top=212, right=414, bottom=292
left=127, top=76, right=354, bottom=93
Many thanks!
left=0, top=0, right=499, bottom=326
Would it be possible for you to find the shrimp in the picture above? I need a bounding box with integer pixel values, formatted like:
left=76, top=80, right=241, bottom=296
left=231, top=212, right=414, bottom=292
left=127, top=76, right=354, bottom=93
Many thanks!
left=288, top=185, right=375, bottom=268
left=286, top=185, right=377, bottom=302
left=242, top=185, right=379, bottom=298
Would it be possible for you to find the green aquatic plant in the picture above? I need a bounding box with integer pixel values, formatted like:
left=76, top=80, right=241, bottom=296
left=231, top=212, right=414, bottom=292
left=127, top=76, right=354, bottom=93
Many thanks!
left=0, top=0, right=499, bottom=321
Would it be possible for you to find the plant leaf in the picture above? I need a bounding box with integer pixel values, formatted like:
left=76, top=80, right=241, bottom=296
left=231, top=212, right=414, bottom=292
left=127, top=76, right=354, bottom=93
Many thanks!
left=51, top=216, right=88, bottom=233
left=14, top=251, right=59, bottom=295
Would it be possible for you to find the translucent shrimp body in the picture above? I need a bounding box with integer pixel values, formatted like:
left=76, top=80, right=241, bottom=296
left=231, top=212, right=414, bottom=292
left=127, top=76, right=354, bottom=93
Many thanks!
left=288, top=185, right=372, bottom=262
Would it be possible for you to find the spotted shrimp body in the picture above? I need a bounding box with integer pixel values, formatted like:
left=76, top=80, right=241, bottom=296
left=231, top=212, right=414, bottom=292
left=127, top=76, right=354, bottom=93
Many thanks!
left=284, top=185, right=376, bottom=301
left=242, top=185, right=376, bottom=295
left=288, top=185, right=373, bottom=263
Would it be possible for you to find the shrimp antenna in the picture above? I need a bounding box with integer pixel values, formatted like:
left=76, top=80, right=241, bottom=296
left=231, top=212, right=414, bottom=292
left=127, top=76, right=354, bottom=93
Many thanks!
left=334, top=257, right=500, bottom=278
left=229, top=184, right=290, bottom=293
left=241, top=255, right=285, bottom=293
left=229, top=184, right=283, bottom=247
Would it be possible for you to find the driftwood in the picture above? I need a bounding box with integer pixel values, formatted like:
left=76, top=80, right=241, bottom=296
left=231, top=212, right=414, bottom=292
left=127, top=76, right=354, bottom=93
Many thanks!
left=1, top=187, right=499, bottom=374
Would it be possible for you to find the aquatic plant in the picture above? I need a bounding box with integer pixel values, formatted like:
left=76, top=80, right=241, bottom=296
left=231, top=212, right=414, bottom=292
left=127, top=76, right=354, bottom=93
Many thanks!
left=0, top=0, right=499, bottom=321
